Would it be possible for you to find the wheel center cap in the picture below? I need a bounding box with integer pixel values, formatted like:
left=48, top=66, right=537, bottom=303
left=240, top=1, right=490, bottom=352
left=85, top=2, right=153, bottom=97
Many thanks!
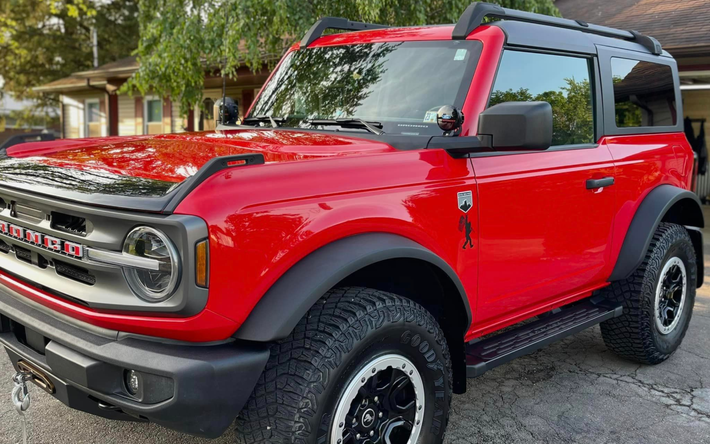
left=361, top=408, right=376, bottom=428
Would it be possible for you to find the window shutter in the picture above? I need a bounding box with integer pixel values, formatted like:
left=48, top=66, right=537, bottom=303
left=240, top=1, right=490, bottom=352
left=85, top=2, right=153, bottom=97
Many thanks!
left=135, top=97, right=143, bottom=135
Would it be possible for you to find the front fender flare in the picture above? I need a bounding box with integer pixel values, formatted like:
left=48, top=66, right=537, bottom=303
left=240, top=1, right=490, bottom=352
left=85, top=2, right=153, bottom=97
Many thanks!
left=610, top=185, right=704, bottom=283
left=233, top=233, right=470, bottom=342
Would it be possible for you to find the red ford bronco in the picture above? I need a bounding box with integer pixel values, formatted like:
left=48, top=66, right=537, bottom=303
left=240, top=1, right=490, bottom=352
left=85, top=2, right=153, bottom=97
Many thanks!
left=0, top=3, right=704, bottom=443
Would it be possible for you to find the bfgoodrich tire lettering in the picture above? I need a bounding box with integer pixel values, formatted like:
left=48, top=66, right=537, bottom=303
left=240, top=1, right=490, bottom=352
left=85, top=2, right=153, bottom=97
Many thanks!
left=236, top=287, right=453, bottom=444
left=600, top=223, right=697, bottom=364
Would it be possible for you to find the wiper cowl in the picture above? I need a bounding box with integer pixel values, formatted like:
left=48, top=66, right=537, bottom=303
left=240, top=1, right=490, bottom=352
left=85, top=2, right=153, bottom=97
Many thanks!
left=308, top=118, right=385, bottom=135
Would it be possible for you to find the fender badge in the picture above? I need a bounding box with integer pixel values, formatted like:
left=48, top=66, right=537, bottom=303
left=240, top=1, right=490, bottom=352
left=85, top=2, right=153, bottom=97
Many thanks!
left=457, top=190, right=473, bottom=213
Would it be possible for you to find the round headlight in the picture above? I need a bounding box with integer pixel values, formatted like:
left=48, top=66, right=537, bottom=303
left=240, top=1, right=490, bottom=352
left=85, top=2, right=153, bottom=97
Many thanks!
left=122, top=227, right=180, bottom=302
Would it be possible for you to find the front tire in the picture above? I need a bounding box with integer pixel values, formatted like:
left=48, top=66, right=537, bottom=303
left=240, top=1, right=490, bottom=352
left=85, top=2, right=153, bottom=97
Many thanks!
left=600, top=223, right=697, bottom=364
left=237, top=287, right=453, bottom=444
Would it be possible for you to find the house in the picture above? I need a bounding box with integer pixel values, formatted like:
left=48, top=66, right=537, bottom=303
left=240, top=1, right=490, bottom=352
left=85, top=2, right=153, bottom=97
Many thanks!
left=556, top=0, right=710, bottom=198
left=34, top=56, right=272, bottom=139
left=0, top=93, right=60, bottom=146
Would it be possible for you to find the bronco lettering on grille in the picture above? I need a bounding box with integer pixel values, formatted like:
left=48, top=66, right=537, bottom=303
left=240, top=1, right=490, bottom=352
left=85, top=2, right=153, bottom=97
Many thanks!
left=0, top=220, right=84, bottom=258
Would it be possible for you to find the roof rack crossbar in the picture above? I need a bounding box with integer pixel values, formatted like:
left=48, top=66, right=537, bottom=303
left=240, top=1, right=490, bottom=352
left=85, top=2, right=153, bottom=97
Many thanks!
left=452, top=2, right=662, bottom=56
left=300, top=17, right=390, bottom=48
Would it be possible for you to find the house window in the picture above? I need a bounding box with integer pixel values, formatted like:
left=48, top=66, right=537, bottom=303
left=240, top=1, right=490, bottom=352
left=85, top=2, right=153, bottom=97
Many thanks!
left=144, top=97, right=163, bottom=135
left=488, top=50, right=594, bottom=146
left=85, top=99, right=102, bottom=137
left=611, top=57, right=676, bottom=128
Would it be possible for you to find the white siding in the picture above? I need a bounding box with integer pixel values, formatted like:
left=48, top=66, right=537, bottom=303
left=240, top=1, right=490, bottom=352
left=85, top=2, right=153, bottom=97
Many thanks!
left=62, top=96, right=82, bottom=139
left=118, top=95, right=136, bottom=136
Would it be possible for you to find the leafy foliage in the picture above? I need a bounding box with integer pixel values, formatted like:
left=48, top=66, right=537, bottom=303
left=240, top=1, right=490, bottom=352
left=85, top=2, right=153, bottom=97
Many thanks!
left=124, top=0, right=559, bottom=116
left=0, top=0, right=138, bottom=127
left=489, top=78, right=594, bottom=145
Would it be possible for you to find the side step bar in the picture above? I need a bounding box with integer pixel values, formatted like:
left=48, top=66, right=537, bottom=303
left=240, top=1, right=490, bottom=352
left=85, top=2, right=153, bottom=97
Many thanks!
left=466, top=298, right=623, bottom=378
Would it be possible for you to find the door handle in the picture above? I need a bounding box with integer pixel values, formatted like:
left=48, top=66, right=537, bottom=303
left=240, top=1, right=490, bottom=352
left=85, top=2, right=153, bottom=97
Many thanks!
left=586, top=177, right=614, bottom=189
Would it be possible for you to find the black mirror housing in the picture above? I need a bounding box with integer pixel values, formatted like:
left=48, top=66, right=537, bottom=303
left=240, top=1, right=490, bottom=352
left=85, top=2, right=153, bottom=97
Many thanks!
left=477, top=101, right=553, bottom=151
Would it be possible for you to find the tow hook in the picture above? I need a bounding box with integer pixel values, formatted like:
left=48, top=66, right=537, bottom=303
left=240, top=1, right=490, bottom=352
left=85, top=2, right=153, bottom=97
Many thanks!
left=12, top=371, right=33, bottom=444
left=11, top=371, right=32, bottom=413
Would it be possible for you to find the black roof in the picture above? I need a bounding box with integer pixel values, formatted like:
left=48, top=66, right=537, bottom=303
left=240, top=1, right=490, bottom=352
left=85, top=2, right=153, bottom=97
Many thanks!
left=494, top=20, right=672, bottom=57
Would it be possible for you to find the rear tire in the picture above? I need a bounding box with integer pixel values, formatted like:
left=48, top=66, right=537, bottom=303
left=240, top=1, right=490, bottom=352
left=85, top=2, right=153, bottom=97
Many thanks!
left=236, top=287, right=453, bottom=444
left=600, top=223, right=697, bottom=364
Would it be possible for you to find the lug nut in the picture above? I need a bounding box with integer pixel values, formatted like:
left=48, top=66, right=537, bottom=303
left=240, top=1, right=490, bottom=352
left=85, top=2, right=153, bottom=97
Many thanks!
left=374, top=396, right=379, bottom=402
left=356, top=434, right=361, bottom=439
left=370, top=431, right=374, bottom=436
left=379, top=412, right=383, bottom=418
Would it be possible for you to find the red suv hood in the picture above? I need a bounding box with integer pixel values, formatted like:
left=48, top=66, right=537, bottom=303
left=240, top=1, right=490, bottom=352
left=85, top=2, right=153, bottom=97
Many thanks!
left=6, top=129, right=396, bottom=183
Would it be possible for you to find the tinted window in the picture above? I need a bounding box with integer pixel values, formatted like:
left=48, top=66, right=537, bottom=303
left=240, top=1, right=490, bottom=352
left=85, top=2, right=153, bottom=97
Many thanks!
left=489, top=50, right=594, bottom=146
left=248, top=41, right=481, bottom=135
left=611, top=58, right=676, bottom=128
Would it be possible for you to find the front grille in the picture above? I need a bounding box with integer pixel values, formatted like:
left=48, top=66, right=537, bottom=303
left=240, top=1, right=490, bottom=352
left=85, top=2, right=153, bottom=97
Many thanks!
left=1, top=240, right=92, bottom=284
left=0, top=186, right=207, bottom=315
left=51, top=212, right=87, bottom=237
left=54, top=260, right=96, bottom=286
left=14, top=245, right=32, bottom=264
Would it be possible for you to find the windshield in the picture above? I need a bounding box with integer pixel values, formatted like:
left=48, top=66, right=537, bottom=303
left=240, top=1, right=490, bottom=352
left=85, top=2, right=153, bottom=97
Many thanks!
left=247, top=40, right=482, bottom=136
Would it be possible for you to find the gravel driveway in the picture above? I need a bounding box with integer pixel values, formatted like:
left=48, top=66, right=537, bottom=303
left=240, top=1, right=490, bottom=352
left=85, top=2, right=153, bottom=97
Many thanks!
left=3, top=212, right=710, bottom=444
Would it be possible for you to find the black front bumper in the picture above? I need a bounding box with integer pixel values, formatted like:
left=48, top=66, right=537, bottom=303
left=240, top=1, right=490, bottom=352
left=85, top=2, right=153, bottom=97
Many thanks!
left=0, top=285, right=270, bottom=439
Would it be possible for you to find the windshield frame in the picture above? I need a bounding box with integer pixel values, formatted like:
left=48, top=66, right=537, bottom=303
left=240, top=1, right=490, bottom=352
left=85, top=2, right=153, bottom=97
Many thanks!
left=245, top=40, right=483, bottom=136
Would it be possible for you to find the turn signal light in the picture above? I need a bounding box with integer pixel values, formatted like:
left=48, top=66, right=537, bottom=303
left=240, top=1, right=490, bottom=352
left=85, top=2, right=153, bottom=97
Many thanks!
left=196, top=240, right=209, bottom=288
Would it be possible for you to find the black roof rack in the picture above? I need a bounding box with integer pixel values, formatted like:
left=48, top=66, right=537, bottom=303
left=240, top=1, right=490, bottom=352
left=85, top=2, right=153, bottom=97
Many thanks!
left=452, top=2, right=662, bottom=56
left=300, top=17, right=390, bottom=48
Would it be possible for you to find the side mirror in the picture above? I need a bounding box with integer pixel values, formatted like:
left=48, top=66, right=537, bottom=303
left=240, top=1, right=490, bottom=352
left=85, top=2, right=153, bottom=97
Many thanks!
left=477, top=101, right=552, bottom=151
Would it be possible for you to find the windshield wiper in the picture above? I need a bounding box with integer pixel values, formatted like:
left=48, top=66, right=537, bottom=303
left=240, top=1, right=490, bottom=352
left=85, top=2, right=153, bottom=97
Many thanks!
left=242, top=115, right=284, bottom=128
left=308, top=118, right=385, bottom=136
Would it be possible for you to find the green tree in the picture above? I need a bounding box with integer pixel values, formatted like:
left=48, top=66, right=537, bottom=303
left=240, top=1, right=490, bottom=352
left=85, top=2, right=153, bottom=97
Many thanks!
left=0, top=0, right=139, bottom=127
left=124, top=0, right=559, bottom=116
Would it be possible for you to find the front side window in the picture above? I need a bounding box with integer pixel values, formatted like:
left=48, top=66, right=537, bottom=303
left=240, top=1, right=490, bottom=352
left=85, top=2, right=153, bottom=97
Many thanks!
left=248, top=41, right=481, bottom=136
left=611, top=58, right=676, bottom=128
left=488, top=50, right=595, bottom=146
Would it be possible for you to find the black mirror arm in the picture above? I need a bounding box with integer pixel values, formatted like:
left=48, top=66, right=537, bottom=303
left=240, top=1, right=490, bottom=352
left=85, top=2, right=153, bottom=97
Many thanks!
left=427, top=135, right=495, bottom=158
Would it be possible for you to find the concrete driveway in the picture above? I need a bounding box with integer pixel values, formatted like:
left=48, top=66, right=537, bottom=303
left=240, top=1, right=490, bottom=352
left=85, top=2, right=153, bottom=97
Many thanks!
left=3, top=213, right=710, bottom=443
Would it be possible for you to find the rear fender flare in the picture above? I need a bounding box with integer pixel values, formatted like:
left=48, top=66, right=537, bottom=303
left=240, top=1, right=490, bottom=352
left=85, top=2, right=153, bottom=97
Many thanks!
left=610, top=185, right=704, bottom=285
left=233, top=233, right=470, bottom=342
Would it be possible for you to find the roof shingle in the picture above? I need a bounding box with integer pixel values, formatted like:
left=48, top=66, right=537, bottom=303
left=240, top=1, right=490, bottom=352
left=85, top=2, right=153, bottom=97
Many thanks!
left=556, top=0, right=710, bottom=50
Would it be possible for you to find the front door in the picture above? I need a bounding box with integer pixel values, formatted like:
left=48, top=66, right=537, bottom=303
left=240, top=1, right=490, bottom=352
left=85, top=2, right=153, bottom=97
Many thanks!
left=472, top=49, right=616, bottom=329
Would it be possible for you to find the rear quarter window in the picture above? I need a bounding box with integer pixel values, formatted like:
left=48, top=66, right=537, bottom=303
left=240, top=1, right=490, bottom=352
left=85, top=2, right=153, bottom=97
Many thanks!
left=611, top=58, right=677, bottom=128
